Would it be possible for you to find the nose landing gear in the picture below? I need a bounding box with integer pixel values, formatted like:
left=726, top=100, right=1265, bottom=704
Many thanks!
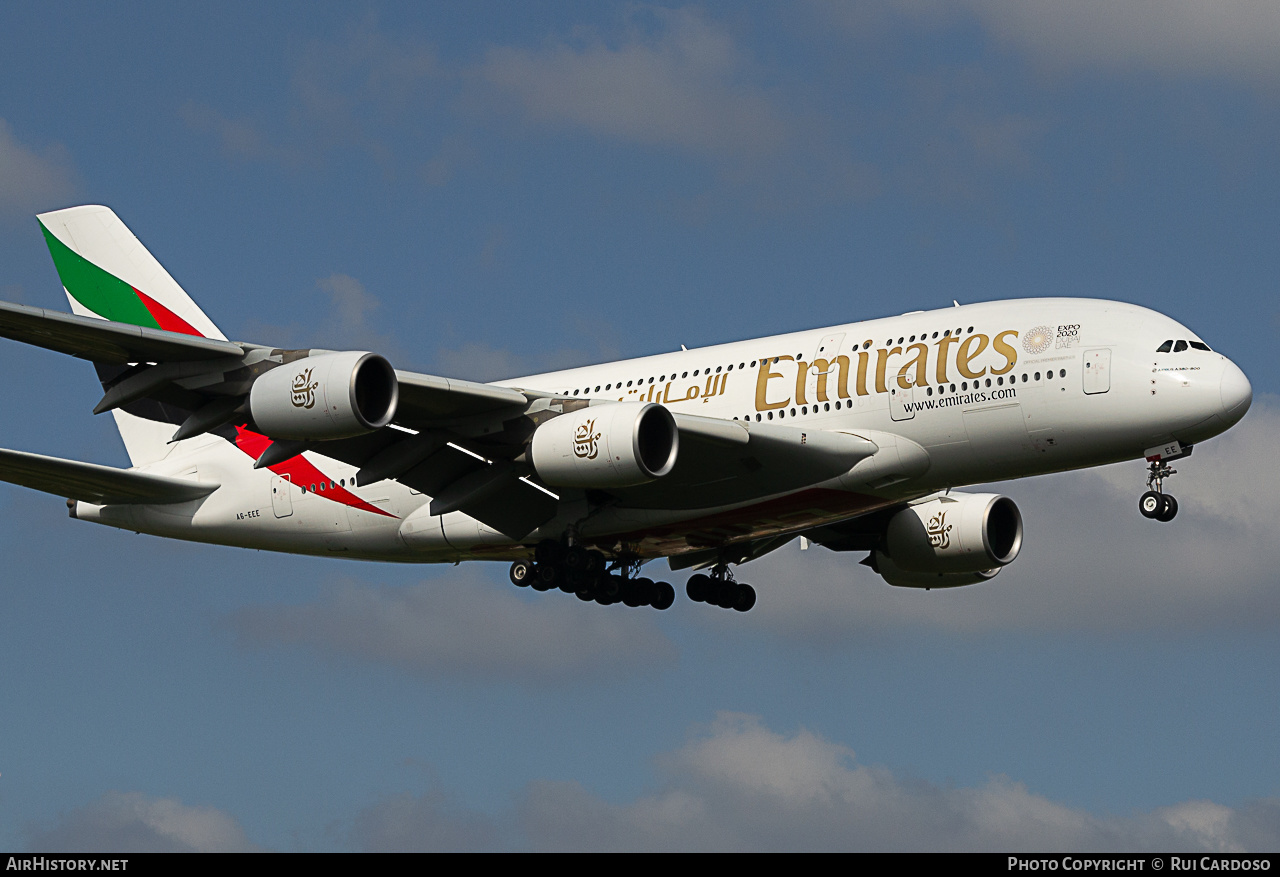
left=1139, top=457, right=1179, bottom=522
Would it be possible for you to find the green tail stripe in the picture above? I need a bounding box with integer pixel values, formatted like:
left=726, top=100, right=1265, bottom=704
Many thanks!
left=39, top=221, right=160, bottom=330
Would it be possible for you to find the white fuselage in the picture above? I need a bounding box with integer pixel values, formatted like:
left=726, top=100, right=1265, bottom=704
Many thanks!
left=72, top=299, right=1252, bottom=564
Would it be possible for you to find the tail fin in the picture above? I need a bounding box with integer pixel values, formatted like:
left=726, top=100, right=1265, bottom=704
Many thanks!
left=37, top=206, right=228, bottom=467
left=37, top=205, right=225, bottom=340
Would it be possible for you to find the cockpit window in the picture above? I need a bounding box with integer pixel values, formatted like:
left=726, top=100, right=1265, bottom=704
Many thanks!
left=1173, top=340, right=1188, bottom=353
left=1156, top=340, right=1173, bottom=353
left=1190, top=341, right=1211, bottom=351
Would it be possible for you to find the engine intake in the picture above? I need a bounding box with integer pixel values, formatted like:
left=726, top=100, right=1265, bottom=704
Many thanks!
left=249, top=351, right=398, bottom=440
left=530, top=402, right=678, bottom=488
left=871, top=493, right=1022, bottom=588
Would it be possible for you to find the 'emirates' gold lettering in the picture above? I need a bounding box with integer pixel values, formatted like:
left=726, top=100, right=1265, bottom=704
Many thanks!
left=811, top=356, right=851, bottom=401
left=755, top=356, right=792, bottom=411
left=855, top=347, right=871, bottom=396
left=746, top=328, right=1020, bottom=411
left=794, top=359, right=809, bottom=405
left=991, top=330, right=1018, bottom=375
left=897, top=343, right=929, bottom=390
left=956, top=333, right=989, bottom=378
left=935, top=334, right=960, bottom=385
left=875, top=347, right=902, bottom=395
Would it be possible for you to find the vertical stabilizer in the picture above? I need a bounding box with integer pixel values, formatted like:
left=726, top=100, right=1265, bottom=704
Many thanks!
left=37, top=205, right=225, bottom=340
left=37, top=206, right=228, bottom=466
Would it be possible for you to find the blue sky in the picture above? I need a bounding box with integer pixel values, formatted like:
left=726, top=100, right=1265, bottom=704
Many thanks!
left=1, top=1, right=1278, bottom=851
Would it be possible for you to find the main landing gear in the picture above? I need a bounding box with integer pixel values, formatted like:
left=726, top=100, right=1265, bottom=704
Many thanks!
left=1138, top=458, right=1179, bottom=522
left=508, top=540, right=676, bottom=611
left=685, top=565, right=756, bottom=613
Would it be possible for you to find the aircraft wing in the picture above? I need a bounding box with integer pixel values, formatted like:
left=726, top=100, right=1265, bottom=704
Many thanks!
left=0, top=300, right=244, bottom=364
left=0, top=447, right=219, bottom=505
left=394, top=371, right=534, bottom=425
left=608, top=414, right=879, bottom=510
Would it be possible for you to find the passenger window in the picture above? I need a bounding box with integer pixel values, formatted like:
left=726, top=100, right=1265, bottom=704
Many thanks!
left=1156, top=340, right=1173, bottom=353
left=1174, top=340, right=1188, bottom=353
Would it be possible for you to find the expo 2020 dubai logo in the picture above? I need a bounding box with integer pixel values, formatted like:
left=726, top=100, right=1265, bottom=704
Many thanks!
left=1022, top=325, right=1053, bottom=355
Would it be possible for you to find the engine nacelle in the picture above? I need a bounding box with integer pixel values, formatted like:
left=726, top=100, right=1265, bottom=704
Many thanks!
left=249, top=351, right=398, bottom=440
left=530, top=402, right=678, bottom=488
left=871, top=493, right=1022, bottom=588
left=869, top=553, right=1002, bottom=589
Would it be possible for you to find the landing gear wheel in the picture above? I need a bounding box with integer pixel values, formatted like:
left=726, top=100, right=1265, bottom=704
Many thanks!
left=595, top=574, right=622, bottom=605
left=652, top=581, right=676, bottom=611
left=509, top=560, right=533, bottom=587
left=686, top=574, right=711, bottom=603
left=732, top=584, right=757, bottom=613
left=1142, top=455, right=1185, bottom=521
left=532, top=563, right=559, bottom=591
left=1139, top=491, right=1163, bottom=519
left=713, top=581, right=740, bottom=609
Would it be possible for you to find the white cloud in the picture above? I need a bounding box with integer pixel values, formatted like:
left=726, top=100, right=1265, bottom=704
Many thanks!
left=958, top=1, right=1280, bottom=80
left=516, top=712, right=1280, bottom=851
left=289, top=18, right=442, bottom=163
left=432, top=341, right=532, bottom=383
left=226, top=569, right=677, bottom=683
left=0, top=118, right=76, bottom=221
left=314, top=272, right=406, bottom=358
left=480, top=8, right=788, bottom=160
left=179, top=102, right=301, bottom=165
left=432, top=319, right=623, bottom=382
left=27, top=791, right=259, bottom=853
left=183, top=17, right=445, bottom=172
left=236, top=272, right=408, bottom=363
left=475, top=7, right=878, bottom=207
left=349, top=790, right=501, bottom=852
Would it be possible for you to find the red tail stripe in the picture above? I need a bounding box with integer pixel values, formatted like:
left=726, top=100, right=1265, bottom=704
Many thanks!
left=233, top=426, right=397, bottom=518
left=136, top=288, right=205, bottom=337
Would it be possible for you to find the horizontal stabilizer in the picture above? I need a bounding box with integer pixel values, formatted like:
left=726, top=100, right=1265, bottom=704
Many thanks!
left=0, top=300, right=244, bottom=365
left=0, top=447, right=219, bottom=505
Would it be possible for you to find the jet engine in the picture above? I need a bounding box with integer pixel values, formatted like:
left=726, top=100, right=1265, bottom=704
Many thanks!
left=530, top=402, right=678, bottom=488
left=869, top=493, right=1022, bottom=589
left=249, top=351, right=399, bottom=441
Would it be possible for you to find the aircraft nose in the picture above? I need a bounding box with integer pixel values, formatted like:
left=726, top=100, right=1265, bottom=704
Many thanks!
left=1220, top=359, right=1252, bottom=425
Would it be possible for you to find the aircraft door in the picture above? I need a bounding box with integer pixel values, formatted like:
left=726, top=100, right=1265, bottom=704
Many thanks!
left=889, top=377, right=916, bottom=421
left=271, top=474, right=293, bottom=518
left=1083, top=349, right=1111, bottom=395
left=806, top=333, right=847, bottom=406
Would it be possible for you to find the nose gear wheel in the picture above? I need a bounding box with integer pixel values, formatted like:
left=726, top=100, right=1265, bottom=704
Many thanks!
left=1139, top=459, right=1179, bottom=522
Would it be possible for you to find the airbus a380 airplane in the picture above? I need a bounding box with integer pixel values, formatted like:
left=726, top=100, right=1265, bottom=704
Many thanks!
left=0, top=206, right=1253, bottom=612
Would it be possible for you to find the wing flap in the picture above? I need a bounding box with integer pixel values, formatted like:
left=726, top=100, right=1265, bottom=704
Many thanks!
left=0, top=300, right=244, bottom=364
left=0, top=447, right=219, bottom=505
